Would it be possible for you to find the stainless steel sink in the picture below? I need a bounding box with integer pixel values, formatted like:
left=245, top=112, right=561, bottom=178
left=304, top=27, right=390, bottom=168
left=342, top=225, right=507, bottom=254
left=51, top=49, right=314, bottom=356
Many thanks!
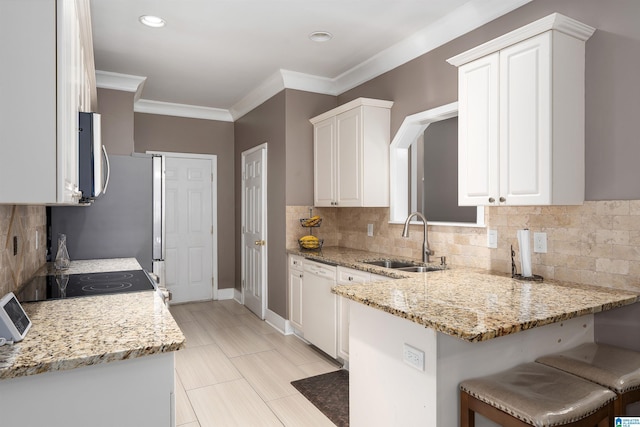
left=362, top=259, right=446, bottom=273
left=362, top=260, right=416, bottom=269
left=396, top=265, right=444, bottom=273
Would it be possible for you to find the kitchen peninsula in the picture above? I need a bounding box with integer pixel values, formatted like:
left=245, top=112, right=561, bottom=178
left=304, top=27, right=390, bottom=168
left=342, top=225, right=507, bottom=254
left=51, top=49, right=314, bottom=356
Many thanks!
left=293, top=247, right=638, bottom=427
left=0, top=258, right=185, bottom=427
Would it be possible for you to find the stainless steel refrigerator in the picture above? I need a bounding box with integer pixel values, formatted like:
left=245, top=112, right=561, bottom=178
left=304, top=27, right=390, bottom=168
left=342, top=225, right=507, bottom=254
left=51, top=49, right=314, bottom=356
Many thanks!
left=151, top=155, right=166, bottom=285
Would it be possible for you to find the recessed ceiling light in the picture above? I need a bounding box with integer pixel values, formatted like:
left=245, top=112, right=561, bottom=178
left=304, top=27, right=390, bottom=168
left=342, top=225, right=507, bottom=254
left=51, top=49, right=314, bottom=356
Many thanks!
left=139, top=15, right=166, bottom=28
left=309, top=31, right=332, bottom=42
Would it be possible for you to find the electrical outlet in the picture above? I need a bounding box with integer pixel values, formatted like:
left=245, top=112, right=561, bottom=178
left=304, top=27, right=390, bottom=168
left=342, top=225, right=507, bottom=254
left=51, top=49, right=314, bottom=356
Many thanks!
left=367, top=223, right=374, bottom=237
left=487, top=229, right=498, bottom=249
left=534, top=232, right=547, bottom=253
left=403, top=343, right=425, bottom=371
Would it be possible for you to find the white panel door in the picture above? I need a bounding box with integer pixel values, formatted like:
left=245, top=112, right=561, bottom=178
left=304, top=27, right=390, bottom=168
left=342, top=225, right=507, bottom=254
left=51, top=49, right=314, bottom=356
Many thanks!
left=242, top=145, right=267, bottom=318
left=500, top=32, right=552, bottom=205
left=165, top=157, right=214, bottom=303
left=457, top=53, right=499, bottom=206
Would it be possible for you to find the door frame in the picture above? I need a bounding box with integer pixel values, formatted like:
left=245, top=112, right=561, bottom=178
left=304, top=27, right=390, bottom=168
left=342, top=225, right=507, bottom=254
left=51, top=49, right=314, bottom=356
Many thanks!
left=241, top=143, right=268, bottom=318
left=147, top=151, right=219, bottom=300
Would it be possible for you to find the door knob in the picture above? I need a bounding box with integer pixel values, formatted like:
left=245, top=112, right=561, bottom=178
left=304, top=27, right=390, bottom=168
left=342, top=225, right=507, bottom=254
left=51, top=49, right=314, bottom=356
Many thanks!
left=254, top=240, right=266, bottom=246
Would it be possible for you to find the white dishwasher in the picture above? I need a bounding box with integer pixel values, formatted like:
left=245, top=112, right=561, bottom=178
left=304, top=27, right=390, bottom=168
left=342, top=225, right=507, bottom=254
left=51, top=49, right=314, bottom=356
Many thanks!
left=302, top=260, right=337, bottom=358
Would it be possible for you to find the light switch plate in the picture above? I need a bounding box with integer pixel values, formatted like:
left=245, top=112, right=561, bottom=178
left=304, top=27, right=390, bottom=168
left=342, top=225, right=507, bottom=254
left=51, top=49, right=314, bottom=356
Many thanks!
left=367, top=224, right=373, bottom=237
left=487, top=229, right=498, bottom=249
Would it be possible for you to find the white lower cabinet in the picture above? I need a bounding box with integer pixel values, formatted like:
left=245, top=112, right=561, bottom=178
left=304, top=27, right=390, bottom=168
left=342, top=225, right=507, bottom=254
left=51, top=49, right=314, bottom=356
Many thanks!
left=288, top=255, right=304, bottom=331
left=289, top=255, right=392, bottom=362
left=337, top=268, right=388, bottom=361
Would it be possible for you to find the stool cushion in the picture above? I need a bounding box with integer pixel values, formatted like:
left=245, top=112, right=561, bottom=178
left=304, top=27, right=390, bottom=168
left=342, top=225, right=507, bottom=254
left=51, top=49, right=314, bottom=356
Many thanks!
left=460, top=363, right=616, bottom=427
left=536, top=343, right=640, bottom=393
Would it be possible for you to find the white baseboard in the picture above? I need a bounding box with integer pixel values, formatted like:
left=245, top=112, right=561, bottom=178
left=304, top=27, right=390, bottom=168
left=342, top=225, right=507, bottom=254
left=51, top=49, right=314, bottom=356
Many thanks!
left=216, top=287, right=235, bottom=300
left=264, top=309, right=290, bottom=335
left=233, top=288, right=243, bottom=304
left=222, top=290, right=293, bottom=336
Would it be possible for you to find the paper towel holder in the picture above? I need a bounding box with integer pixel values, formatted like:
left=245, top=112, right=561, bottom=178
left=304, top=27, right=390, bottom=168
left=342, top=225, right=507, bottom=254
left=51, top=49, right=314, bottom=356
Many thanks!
left=511, top=245, right=543, bottom=282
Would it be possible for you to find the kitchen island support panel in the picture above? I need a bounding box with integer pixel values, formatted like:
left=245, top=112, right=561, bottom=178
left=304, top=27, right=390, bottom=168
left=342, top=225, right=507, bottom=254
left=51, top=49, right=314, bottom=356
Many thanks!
left=350, top=302, right=594, bottom=427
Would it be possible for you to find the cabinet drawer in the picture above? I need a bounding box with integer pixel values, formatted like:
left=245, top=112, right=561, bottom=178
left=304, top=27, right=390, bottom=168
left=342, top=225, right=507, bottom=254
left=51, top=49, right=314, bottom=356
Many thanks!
left=337, top=267, right=371, bottom=285
left=289, top=255, right=304, bottom=271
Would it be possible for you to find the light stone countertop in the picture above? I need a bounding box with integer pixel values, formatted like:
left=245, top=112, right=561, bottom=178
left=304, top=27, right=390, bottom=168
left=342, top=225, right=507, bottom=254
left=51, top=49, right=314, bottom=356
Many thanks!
left=288, top=246, right=639, bottom=342
left=0, top=259, right=185, bottom=380
left=41, top=258, right=144, bottom=275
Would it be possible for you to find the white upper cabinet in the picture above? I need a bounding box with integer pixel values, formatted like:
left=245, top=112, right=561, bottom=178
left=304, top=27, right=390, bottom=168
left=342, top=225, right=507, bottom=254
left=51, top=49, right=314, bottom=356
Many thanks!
left=448, top=13, right=595, bottom=206
left=311, top=98, right=393, bottom=207
left=0, top=0, right=97, bottom=205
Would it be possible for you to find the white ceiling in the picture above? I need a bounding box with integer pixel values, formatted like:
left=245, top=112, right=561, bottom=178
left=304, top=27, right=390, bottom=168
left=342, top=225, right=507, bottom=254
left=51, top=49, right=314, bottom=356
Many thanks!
left=90, top=0, right=530, bottom=121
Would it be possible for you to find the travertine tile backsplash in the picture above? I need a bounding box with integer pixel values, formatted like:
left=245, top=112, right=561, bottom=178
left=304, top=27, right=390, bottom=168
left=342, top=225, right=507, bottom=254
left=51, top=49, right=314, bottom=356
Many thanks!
left=0, top=205, right=47, bottom=296
left=287, top=200, right=640, bottom=293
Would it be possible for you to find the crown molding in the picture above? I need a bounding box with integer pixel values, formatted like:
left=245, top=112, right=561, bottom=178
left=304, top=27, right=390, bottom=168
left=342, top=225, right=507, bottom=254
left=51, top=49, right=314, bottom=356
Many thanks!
left=229, top=0, right=531, bottom=120
left=228, top=71, right=285, bottom=120
left=332, top=0, right=532, bottom=94
left=95, top=70, right=147, bottom=101
left=228, top=70, right=337, bottom=120
left=310, top=98, right=394, bottom=124
left=134, top=99, right=234, bottom=122
left=280, top=70, right=337, bottom=95
left=96, top=0, right=533, bottom=121
left=447, top=12, right=595, bottom=67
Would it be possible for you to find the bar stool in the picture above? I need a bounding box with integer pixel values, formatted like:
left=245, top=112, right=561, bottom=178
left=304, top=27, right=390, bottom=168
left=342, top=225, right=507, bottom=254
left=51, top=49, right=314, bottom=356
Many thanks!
left=460, top=363, right=615, bottom=427
left=536, top=342, right=640, bottom=416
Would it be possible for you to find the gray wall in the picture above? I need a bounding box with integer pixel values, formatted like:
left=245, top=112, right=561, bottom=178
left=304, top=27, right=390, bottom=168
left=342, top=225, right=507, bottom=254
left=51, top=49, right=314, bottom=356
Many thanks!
left=339, top=0, right=640, bottom=201
left=134, top=113, right=236, bottom=290
left=422, top=117, right=476, bottom=223
left=235, top=92, right=287, bottom=315
left=285, top=90, right=337, bottom=205
left=98, top=88, right=135, bottom=155
left=234, top=89, right=337, bottom=318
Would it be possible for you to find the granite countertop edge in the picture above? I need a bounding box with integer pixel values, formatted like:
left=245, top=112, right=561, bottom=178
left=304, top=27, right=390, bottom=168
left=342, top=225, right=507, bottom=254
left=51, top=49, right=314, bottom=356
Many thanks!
left=0, top=259, right=186, bottom=381
left=287, top=247, right=639, bottom=342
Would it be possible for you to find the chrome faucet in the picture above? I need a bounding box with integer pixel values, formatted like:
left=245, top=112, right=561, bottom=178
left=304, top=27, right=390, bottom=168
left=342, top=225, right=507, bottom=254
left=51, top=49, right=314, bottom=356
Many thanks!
left=402, top=212, right=432, bottom=263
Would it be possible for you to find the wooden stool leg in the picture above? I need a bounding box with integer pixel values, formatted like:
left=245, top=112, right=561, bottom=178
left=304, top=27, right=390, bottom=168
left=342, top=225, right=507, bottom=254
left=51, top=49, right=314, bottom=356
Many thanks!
left=460, top=390, right=475, bottom=427
left=614, top=395, right=624, bottom=417
left=602, top=401, right=614, bottom=427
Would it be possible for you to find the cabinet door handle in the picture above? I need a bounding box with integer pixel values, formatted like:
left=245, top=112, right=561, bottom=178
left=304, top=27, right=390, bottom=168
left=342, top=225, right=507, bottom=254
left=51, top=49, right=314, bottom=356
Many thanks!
left=499, top=197, right=506, bottom=203
left=299, top=274, right=303, bottom=278
left=348, top=276, right=354, bottom=281
left=488, top=197, right=495, bottom=203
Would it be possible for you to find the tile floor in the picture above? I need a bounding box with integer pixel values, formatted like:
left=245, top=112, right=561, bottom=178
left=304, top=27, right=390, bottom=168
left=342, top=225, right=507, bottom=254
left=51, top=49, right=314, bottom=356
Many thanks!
left=170, top=299, right=341, bottom=426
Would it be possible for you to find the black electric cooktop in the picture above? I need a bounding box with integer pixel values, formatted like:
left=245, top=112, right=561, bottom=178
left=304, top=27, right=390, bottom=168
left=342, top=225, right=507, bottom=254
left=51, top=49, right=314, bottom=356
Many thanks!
left=16, top=269, right=156, bottom=303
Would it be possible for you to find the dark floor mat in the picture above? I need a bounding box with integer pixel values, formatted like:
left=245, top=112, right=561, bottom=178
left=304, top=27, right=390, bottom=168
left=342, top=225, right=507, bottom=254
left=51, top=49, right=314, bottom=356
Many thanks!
left=291, top=369, right=349, bottom=427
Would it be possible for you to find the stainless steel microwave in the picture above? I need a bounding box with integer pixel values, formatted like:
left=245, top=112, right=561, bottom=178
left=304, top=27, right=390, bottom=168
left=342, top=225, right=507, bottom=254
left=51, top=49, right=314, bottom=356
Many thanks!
left=78, top=112, right=110, bottom=202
